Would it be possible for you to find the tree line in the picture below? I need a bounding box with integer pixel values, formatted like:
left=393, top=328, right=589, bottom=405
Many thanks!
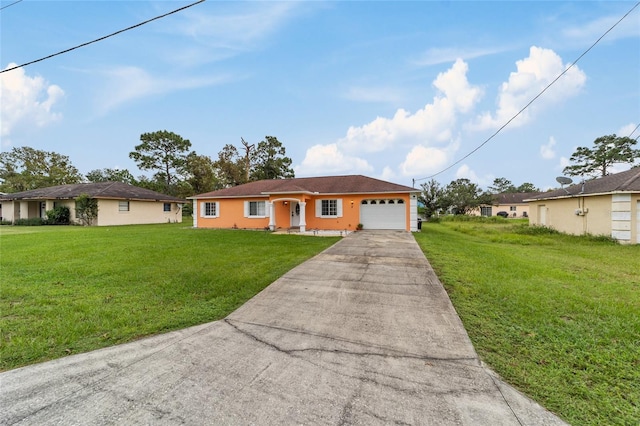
left=0, top=131, right=294, bottom=199
left=419, top=134, right=639, bottom=218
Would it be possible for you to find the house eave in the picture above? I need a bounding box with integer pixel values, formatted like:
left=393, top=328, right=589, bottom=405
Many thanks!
left=525, top=190, right=638, bottom=202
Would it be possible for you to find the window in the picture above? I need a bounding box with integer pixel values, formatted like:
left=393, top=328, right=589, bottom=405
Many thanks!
left=397, top=199, right=404, bottom=204
left=379, top=200, right=386, bottom=204
left=361, top=200, right=368, bottom=204
left=510, top=206, right=517, bottom=211
left=249, top=201, right=266, bottom=216
left=480, top=206, right=492, bottom=217
left=204, top=202, right=217, bottom=217
left=388, top=200, right=395, bottom=204
left=119, top=201, right=129, bottom=212
left=370, top=200, right=377, bottom=205
left=322, top=199, right=337, bottom=216
left=163, top=203, right=171, bottom=212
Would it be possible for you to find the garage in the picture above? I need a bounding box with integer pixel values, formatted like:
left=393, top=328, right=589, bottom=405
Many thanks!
left=360, top=199, right=406, bottom=230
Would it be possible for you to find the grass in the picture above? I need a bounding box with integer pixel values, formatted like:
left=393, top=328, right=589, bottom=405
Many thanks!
left=0, top=223, right=339, bottom=371
left=414, top=218, right=640, bottom=426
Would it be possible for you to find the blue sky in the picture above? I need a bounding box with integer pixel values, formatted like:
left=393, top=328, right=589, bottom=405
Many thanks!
left=1, top=1, right=639, bottom=191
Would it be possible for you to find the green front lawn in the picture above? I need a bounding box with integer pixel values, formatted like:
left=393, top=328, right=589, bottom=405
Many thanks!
left=0, top=223, right=339, bottom=371
left=414, top=218, right=640, bottom=426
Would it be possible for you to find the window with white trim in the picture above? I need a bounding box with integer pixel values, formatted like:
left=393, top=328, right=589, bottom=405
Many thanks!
left=322, top=199, right=337, bottom=216
left=316, top=199, right=342, bottom=218
left=249, top=201, right=266, bottom=216
left=510, top=206, right=517, bottom=211
left=204, top=202, right=217, bottom=217
left=119, top=201, right=129, bottom=212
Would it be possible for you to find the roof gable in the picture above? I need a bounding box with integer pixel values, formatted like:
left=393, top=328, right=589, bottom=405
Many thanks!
left=191, top=175, right=417, bottom=198
left=0, top=182, right=185, bottom=202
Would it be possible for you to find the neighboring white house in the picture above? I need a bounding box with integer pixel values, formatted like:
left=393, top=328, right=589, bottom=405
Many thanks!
left=525, top=168, right=640, bottom=244
left=0, top=182, right=184, bottom=226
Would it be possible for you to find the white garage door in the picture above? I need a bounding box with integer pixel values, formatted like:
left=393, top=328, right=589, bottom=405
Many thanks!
left=360, top=199, right=406, bottom=230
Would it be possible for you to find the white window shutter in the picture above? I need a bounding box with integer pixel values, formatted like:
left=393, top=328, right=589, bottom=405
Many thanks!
left=215, top=202, right=220, bottom=218
left=337, top=199, right=343, bottom=217
left=316, top=200, right=322, bottom=217
left=264, top=202, right=270, bottom=217
left=200, top=202, right=205, bottom=218
left=244, top=201, right=249, bottom=218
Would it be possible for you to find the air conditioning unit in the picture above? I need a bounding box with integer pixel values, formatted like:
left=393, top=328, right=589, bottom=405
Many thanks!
left=575, top=208, right=584, bottom=216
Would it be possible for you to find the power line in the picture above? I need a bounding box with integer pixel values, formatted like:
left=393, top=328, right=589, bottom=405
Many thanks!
left=0, top=0, right=206, bottom=74
left=414, top=1, right=640, bottom=184
left=0, top=0, right=23, bottom=11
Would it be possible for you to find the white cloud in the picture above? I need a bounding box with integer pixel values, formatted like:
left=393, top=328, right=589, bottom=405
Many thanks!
left=338, top=59, right=482, bottom=154
left=295, top=143, right=373, bottom=177
left=559, top=156, right=571, bottom=171
left=563, top=14, right=640, bottom=44
left=456, top=164, right=481, bottom=184
left=618, top=122, right=639, bottom=138
left=380, top=166, right=396, bottom=181
left=540, top=136, right=557, bottom=159
left=399, top=144, right=454, bottom=178
left=412, top=46, right=508, bottom=67
left=0, top=64, right=64, bottom=138
left=94, top=66, right=234, bottom=115
left=298, top=59, right=481, bottom=178
left=472, top=46, right=586, bottom=130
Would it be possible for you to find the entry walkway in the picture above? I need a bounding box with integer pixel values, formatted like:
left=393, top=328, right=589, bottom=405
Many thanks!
left=1, top=231, right=567, bottom=425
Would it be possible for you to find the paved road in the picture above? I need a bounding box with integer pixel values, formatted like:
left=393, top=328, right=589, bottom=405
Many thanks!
left=1, top=231, right=567, bottom=425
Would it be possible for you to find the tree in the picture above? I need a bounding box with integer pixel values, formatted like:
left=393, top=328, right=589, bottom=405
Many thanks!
left=563, top=134, right=640, bottom=178
left=0, top=147, right=82, bottom=192
left=86, top=168, right=136, bottom=184
left=488, top=177, right=516, bottom=194
left=185, top=153, right=220, bottom=194
left=440, top=178, right=484, bottom=215
left=129, top=130, right=192, bottom=194
left=213, top=144, right=247, bottom=187
left=250, top=136, right=295, bottom=181
left=515, top=182, right=539, bottom=192
left=419, top=179, right=443, bottom=219
left=75, top=194, right=98, bottom=226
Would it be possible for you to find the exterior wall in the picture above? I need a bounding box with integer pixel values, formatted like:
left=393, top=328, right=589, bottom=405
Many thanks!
left=96, top=199, right=182, bottom=226
left=193, top=192, right=417, bottom=232
left=472, top=203, right=531, bottom=217
left=0, top=199, right=181, bottom=225
left=528, top=193, right=640, bottom=243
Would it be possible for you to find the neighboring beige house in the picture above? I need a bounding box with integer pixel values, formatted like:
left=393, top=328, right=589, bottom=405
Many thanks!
left=474, top=192, right=540, bottom=218
left=525, top=168, right=640, bottom=244
left=189, top=175, right=420, bottom=232
left=0, top=182, right=184, bottom=226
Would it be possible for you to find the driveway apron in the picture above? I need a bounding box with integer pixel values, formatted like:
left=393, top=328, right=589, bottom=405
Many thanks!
left=0, top=231, right=567, bottom=425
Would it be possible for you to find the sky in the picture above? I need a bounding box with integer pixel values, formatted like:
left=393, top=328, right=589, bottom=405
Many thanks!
left=1, top=1, right=639, bottom=191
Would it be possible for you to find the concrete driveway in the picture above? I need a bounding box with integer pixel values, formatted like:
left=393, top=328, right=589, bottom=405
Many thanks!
left=1, top=231, right=567, bottom=425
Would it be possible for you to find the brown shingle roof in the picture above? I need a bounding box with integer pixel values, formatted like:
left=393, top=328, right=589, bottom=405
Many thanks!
left=527, top=168, right=640, bottom=201
left=190, top=175, right=417, bottom=198
left=493, top=192, right=541, bottom=205
left=0, top=182, right=185, bottom=202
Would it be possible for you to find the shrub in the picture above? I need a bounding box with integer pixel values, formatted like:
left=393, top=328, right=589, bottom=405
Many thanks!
left=14, top=218, right=46, bottom=226
left=46, top=206, right=70, bottom=225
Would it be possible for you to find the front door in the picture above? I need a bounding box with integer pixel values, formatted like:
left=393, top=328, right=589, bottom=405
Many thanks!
left=290, top=202, right=300, bottom=227
left=40, top=202, right=47, bottom=218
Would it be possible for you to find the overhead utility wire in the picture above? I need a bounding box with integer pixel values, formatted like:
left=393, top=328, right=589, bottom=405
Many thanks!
left=413, top=1, right=640, bottom=184
left=0, top=0, right=23, bottom=11
left=0, top=0, right=206, bottom=74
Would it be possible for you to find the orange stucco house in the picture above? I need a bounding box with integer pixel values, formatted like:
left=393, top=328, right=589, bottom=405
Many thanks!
left=189, top=175, right=420, bottom=232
